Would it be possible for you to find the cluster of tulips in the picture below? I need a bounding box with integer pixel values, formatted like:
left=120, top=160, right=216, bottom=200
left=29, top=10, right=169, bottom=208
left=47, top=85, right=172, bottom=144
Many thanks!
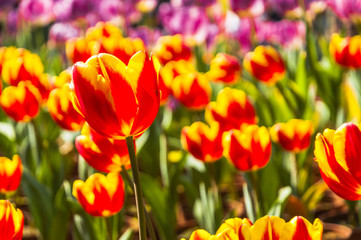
left=2, top=2, right=361, bottom=238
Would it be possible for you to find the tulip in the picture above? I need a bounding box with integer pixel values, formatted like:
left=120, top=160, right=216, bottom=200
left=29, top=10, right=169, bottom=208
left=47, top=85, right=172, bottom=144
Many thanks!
left=85, top=21, right=123, bottom=41
left=183, top=215, right=323, bottom=240
left=172, top=72, right=211, bottom=110
left=53, top=69, right=72, bottom=88
left=329, top=34, right=361, bottom=68
left=271, top=119, right=313, bottom=152
left=67, top=51, right=160, bottom=139
left=181, top=122, right=223, bottom=162
left=65, top=37, right=94, bottom=63
left=1, top=81, right=41, bottom=122
left=205, top=87, right=257, bottom=132
left=153, top=34, right=192, bottom=65
left=159, top=59, right=196, bottom=104
left=75, top=123, right=132, bottom=172
left=95, top=37, right=146, bottom=65
left=207, top=53, right=241, bottom=84
left=223, top=125, right=271, bottom=171
left=18, top=0, right=54, bottom=25
left=1, top=49, right=50, bottom=100
left=0, top=155, right=22, bottom=193
left=47, top=88, right=85, bottom=131
left=243, top=46, right=286, bottom=85
left=72, top=172, right=125, bottom=217
left=281, top=216, right=323, bottom=240
left=230, top=0, right=265, bottom=17
left=314, top=123, right=361, bottom=200
left=0, top=200, right=24, bottom=240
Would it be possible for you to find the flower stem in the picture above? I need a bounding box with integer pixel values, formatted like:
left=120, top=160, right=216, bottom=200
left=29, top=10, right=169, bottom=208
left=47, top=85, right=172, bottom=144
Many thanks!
left=249, top=171, right=265, bottom=217
left=120, top=165, right=157, bottom=240
left=126, top=136, right=147, bottom=240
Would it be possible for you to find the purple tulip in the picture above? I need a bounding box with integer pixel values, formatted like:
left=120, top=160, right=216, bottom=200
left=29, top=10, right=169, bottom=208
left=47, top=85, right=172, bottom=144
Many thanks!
left=49, top=22, right=81, bottom=43
left=128, top=26, right=162, bottom=47
left=327, top=0, right=361, bottom=20
left=230, top=0, right=265, bottom=17
left=19, top=0, right=54, bottom=25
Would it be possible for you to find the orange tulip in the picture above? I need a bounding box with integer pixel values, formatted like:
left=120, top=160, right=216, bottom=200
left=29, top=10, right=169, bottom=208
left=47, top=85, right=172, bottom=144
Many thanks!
left=0, top=200, right=24, bottom=240
left=223, top=125, right=271, bottom=171
left=1, top=49, right=50, bottom=100
left=244, top=46, right=286, bottom=85
left=181, top=122, right=223, bottom=162
left=184, top=216, right=322, bottom=240
left=205, top=87, right=257, bottom=132
left=65, top=37, right=93, bottom=63
left=67, top=51, right=160, bottom=139
left=75, top=123, right=131, bottom=172
left=47, top=88, right=85, bottom=131
left=72, top=172, right=125, bottom=217
left=329, top=34, right=361, bottom=68
left=1, top=81, right=41, bottom=122
left=153, top=34, right=192, bottom=65
left=207, top=53, right=241, bottom=84
left=172, top=72, right=211, bottom=110
left=0, top=155, right=22, bottom=193
left=271, top=119, right=313, bottom=152
left=314, top=122, right=361, bottom=200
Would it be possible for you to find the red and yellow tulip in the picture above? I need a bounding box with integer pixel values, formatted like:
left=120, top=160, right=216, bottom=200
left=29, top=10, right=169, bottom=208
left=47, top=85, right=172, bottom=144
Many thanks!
left=314, top=122, right=361, bottom=200
left=75, top=123, right=131, bottom=172
left=271, top=119, right=313, bottom=152
left=85, top=21, right=123, bottom=41
left=65, top=37, right=93, bottom=63
left=0, top=155, right=22, bottom=193
left=0, top=200, right=24, bottom=240
left=183, top=216, right=322, bottom=240
left=1, top=49, right=50, bottom=100
left=244, top=46, right=286, bottom=85
left=329, top=34, right=361, bottom=68
left=159, top=60, right=196, bottom=105
left=222, top=125, right=271, bottom=171
left=67, top=51, right=160, bottom=139
left=72, top=172, right=125, bottom=217
left=205, top=87, right=257, bottom=132
left=1, top=81, right=41, bottom=122
left=153, top=34, right=192, bottom=65
left=181, top=122, right=223, bottom=162
left=207, top=53, right=241, bottom=84
left=47, top=88, right=85, bottom=131
left=172, top=72, right=211, bottom=110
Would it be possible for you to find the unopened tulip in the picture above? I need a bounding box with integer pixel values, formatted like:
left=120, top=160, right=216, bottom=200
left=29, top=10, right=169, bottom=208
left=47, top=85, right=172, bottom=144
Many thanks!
left=314, top=122, right=361, bottom=200
left=85, top=21, right=123, bottom=41
left=207, top=53, right=241, bottom=84
left=72, top=172, right=125, bottom=217
left=271, top=119, right=313, bottom=152
left=205, top=87, right=257, bottom=132
left=67, top=51, right=160, bottom=139
left=0, top=200, right=24, bottom=240
left=281, top=216, right=323, bottom=240
left=172, top=72, right=211, bottom=110
left=75, top=123, right=131, bottom=172
left=65, top=37, right=93, bottom=63
left=181, top=122, right=223, bottom=162
left=47, top=88, right=85, bottom=131
left=223, top=125, right=271, bottom=171
left=329, top=34, right=361, bottom=68
left=1, top=81, right=41, bottom=122
left=0, top=155, right=22, bottom=193
left=153, top=34, right=192, bottom=65
left=1, top=49, right=50, bottom=100
left=244, top=46, right=286, bottom=85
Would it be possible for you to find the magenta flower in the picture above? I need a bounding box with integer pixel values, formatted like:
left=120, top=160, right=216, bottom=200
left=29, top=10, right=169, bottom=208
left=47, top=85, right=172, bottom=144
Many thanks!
left=19, top=0, right=54, bottom=25
left=230, top=0, right=265, bottom=17
left=327, top=0, right=361, bottom=21
left=49, top=22, right=81, bottom=44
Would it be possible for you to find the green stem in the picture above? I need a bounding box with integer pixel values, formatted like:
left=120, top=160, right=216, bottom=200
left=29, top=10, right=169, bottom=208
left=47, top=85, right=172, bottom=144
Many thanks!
left=126, top=136, right=147, bottom=240
left=289, top=152, right=298, bottom=196
left=106, top=217, right=113, bottom=240
left=120, top=165, right=157, bottom=240
left=249, top=171, right=265, bottom=217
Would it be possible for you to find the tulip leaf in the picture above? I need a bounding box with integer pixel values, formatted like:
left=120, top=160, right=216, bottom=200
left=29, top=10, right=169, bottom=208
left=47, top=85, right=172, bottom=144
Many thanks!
left=243, top=183, right=256, bottom=223
left=118, top=229, right=134, bottom=240
left=21, top=168, right=53, bottom=238
left=267, top=186, right=292, bottom=217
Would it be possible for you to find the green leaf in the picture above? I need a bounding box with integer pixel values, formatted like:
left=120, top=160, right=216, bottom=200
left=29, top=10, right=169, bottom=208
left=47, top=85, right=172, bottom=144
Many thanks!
left=243, top=183, right=256, bottom=223
left=267, top=186, right=292, bottom=217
